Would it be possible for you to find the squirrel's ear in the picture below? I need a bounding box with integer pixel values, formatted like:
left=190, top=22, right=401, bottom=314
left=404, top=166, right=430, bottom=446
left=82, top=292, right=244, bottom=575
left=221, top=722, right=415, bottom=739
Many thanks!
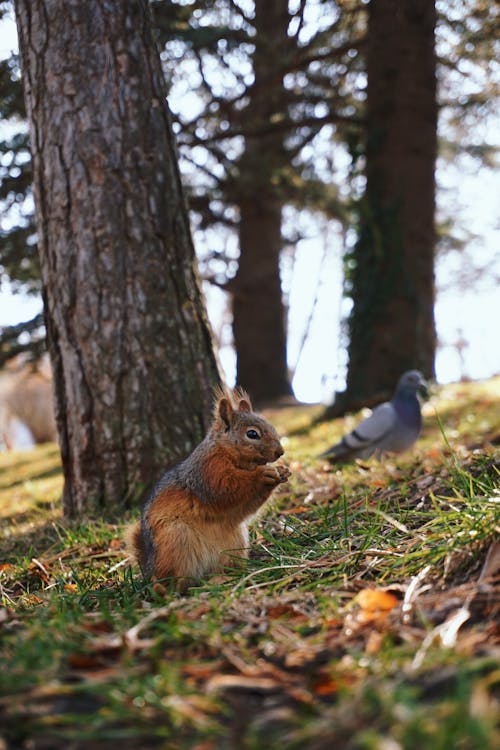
left=238, top=398, right=252, bottom=413
left=234, top=387, right=253, bottom=412
left=217, top=397, right=233, bottom=431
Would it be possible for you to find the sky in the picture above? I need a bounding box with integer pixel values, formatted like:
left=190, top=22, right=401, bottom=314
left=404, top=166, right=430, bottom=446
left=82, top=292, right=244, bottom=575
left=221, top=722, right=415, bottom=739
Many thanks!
left=1, top=10, right=499, bottom=404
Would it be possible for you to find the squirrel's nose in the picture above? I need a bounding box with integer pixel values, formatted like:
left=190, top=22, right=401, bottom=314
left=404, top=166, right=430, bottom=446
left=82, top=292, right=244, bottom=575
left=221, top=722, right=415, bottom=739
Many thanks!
left=274, top=444, right=284, bottom=460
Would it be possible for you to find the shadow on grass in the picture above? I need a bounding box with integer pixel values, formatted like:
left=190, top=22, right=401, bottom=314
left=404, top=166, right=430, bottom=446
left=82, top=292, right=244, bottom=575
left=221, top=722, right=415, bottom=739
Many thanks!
left=0, top=462, right=64, bottom=491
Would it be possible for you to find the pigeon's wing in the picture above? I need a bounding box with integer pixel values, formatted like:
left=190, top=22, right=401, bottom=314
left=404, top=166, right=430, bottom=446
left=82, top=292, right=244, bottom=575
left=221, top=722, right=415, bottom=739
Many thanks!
left=347, top=402, right=396, bottom=448
left=321, top=402, right=396, bottom=461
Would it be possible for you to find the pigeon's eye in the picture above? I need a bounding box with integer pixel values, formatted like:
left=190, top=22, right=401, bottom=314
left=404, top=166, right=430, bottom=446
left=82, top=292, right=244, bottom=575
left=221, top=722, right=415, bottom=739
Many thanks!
left=246, top=429, right=261, bottom=440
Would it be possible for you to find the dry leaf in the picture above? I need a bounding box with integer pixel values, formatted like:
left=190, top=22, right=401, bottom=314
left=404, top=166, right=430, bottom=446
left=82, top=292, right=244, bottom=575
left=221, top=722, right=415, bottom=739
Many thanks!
left=412, top=606, right=471, bottom=670
left=324, top=617, right=343, bottom=628
left=86, top=634, right=123, bottom=653
left=25, top=594, right=44, bottom=606
left=28, top=558, right=51, bottom=584
left=279, top=506, right=310, bottom=515
left=416, top=474, right=435, bottom=490
left=345, top=589, right=400, bottom=630
left=182, top=661, right=225, bottom=682
left=439, top=607, right=471, bottom=648
left=354, top=589, right=399, bottom=613
left=67, top=652, right=106, bottom=670
left=285, top=643, right=325, bottom=668
left=370, top=479, right=387, bottom=489
left=82, top=618, right=115, bottom=634
left=426, top=447, right=441, bottom=460
left=312, top=673, right=338, bottom=696
left=479, top=541, right=500, bottom=581
left=365, top=630, right=384, bottom=655
left=179, top=603, right=211, bottom=621
left=267, top=603, right=307, bottom=621
left=206, top=674, right=279, bottom=694
left=63, top=583, right=78, bottom=593
left=303, top=483, right=341, bottom=505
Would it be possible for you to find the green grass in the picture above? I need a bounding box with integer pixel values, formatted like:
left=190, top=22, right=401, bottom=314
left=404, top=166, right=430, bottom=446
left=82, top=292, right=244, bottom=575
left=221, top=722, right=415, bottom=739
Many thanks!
left=0, top=377, right=499, bottom=749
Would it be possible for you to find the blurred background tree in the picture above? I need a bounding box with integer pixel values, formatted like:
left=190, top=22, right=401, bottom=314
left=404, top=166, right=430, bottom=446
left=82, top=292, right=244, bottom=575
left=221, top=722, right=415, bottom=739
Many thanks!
left=333, top=0, right=438, bottom=414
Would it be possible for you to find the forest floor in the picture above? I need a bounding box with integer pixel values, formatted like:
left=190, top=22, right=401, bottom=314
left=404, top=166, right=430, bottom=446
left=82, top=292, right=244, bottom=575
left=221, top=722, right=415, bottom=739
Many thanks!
left=0, top=377, right=499, bottom=750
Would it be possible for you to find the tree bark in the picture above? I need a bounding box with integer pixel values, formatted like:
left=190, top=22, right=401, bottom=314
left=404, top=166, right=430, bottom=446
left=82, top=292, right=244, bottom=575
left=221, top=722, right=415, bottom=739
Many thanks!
left=15, top=0, right=220, bottom=516
left=231, top=0, right=292, bottom=404
left=334, top=0, right=437, bottom=414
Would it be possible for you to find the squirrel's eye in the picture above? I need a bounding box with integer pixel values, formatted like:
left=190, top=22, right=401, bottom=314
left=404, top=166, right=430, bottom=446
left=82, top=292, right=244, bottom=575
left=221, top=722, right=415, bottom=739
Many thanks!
left=246, top=429, right=260, bottom=440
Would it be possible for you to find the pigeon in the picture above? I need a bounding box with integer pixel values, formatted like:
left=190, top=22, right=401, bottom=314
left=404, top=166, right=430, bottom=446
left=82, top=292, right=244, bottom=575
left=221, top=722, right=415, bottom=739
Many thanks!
left=321, top=370, right=428, bottom=463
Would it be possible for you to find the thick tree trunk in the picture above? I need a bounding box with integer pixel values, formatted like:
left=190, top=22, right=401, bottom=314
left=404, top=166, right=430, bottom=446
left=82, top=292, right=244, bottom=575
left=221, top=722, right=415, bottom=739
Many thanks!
left=15, top=0, right=220, bottom=516
left=231, top=0, right=292, bottom=404
left=335, top=0, right=437, bottom=414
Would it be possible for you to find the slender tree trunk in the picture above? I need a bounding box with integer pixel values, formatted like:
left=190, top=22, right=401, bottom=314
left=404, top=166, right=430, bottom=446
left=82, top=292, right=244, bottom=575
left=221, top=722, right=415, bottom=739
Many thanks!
left=15, top=0, right=220, bottom=516
left=233, top=192, right=290, bottom=404
left=231, top=0, right=292, bottom=404
left=334, top=0, right=437, bottom=414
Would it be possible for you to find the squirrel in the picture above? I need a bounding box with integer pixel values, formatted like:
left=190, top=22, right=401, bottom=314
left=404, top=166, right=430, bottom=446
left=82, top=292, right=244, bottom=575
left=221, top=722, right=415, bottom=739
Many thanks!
left=126, top=387, right=291, bottom=592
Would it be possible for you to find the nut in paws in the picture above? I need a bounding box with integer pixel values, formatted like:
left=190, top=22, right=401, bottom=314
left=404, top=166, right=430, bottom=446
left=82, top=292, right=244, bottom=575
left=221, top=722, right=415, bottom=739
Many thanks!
left=275, top=464, right=291, bottom=483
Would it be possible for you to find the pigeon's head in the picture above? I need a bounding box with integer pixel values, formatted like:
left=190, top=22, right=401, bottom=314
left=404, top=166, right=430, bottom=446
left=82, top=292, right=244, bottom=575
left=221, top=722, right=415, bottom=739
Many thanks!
left=396, top=370, right=428, bottom=399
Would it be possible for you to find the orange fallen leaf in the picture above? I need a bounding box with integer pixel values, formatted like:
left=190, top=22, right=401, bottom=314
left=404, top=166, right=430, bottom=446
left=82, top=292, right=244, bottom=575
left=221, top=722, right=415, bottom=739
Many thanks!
left=0, top=563, right=13, bottom=572
left=67, top=652, right=107, bottom=670
left=279, top=506, right=309, bottom=515
left=349, top=589, right=399, bottom=625
left=368, top=478, right=386, bottom=489
left=324, top=617, right=343, bottom=628
left=25, top=594, right=44, bottom=606
left=267, top=604, right=307, bottom=622
left=312, top=673, right=338, bottom=696
left=354, top=589, right=399, bottom=612
left=63, top=583, right=78, bottom=593
left=426, top=447, right=441, bottom=460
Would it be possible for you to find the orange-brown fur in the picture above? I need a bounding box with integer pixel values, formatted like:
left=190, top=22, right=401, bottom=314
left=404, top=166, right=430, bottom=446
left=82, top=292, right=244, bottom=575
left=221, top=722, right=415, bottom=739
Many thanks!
left=127, top=388, right=290, bottom=592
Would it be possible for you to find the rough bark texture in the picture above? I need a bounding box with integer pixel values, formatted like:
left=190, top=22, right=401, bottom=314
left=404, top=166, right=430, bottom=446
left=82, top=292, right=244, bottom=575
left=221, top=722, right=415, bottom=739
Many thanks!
left=15, top=0, right=220, bottom=516
left=231, top=0, right=292, bottom=404
left=335, top=0, right=437, bottom=414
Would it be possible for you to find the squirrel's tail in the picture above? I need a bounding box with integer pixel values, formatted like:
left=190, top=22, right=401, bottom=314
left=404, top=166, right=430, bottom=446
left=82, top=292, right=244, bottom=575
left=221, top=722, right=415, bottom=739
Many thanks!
left=124, top=520, right=146, bottom=569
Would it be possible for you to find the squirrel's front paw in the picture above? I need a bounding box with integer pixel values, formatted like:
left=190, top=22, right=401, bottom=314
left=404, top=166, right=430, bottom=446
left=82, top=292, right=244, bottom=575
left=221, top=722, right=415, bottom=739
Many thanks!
left=260, top=464, right=291, bottom=486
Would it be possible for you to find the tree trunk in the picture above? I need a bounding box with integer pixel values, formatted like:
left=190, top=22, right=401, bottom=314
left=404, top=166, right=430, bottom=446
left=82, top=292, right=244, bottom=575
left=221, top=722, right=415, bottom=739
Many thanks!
left=335, top=0, right=437, bottom=414
left=233, top=194, right=290, bottom=404
left=231, top=0, right=292, bottom=404
left=15, top=0, right=220, bottom=516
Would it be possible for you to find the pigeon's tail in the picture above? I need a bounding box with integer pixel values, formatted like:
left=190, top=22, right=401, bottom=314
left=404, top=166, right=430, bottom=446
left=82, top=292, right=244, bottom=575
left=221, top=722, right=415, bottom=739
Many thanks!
left=319, top=437, right=363, bottom=463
